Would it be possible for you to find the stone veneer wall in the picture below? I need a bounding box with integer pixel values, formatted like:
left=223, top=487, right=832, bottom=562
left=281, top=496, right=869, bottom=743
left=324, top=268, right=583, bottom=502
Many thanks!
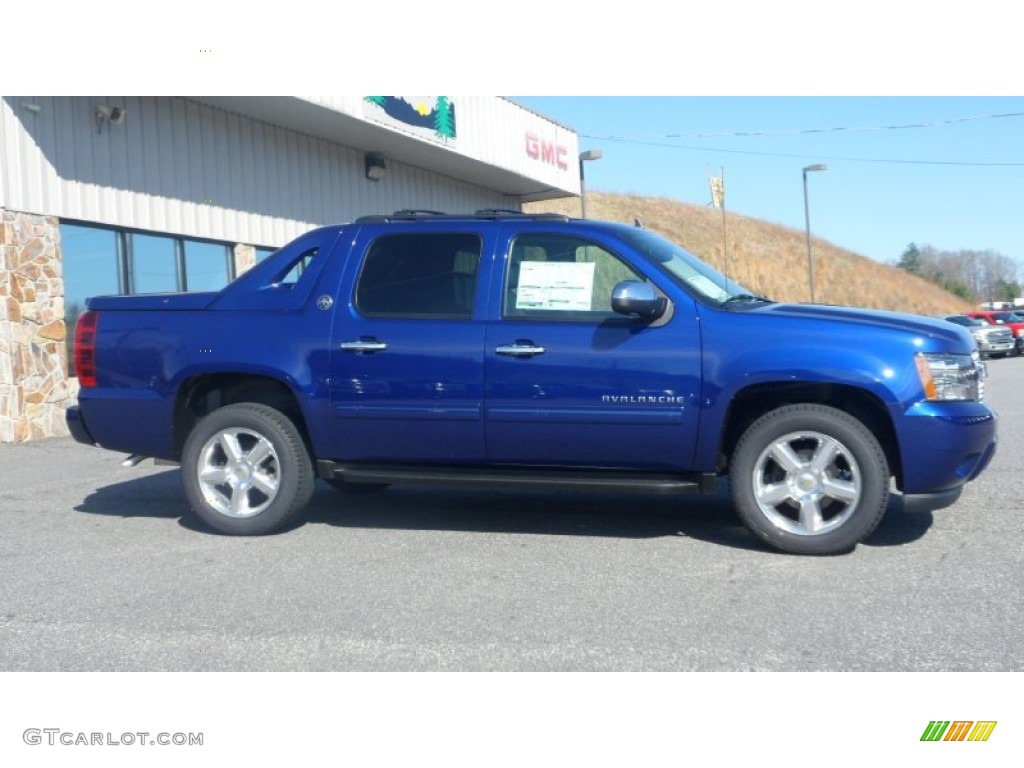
left=0, top=210, right=77, bottom=443
left=0, top=217, right=260, bottom=443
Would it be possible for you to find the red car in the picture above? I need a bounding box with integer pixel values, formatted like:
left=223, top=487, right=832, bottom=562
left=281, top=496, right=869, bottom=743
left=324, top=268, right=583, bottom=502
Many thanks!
left=968, top=310, right=1024, bottom=355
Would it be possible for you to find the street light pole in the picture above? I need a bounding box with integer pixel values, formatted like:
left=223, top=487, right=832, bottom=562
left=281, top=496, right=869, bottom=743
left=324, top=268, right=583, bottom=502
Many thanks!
left=579, top=149, right=603, bottom=218
left=802, top=163, right=827, bottom=303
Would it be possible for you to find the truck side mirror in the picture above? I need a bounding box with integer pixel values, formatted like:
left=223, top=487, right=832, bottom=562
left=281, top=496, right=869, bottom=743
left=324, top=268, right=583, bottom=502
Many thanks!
left=611, top=281, right=666, bottom=320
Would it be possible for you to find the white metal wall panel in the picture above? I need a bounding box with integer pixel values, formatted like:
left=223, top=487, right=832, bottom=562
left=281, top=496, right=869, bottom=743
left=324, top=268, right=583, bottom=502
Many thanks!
left=300, top=96, right=582, bottom=196
left=2, top=98, right=33, bottom=213
left=0, top=100, right=6, bottom=209
left=1, top=96, right=514, bottom=248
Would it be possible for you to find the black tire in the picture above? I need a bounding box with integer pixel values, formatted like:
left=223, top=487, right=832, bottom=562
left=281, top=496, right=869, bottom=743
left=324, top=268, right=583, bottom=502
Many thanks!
left=181, top=403, right=314, bottom=535
left=730, top=404, right=890, bottom=555
left=322, top=478, right=389, bottom=494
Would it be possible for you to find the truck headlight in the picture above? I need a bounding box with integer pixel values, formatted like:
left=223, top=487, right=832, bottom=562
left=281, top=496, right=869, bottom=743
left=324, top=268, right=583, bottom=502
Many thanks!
left=914, top=352, right=984, bottom=402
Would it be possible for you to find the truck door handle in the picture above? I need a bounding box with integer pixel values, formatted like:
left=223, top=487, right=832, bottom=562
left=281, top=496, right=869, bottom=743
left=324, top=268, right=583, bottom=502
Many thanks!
left=496, top=343, right=546, bottom=357
left=340, top=339, right=388, bottom=353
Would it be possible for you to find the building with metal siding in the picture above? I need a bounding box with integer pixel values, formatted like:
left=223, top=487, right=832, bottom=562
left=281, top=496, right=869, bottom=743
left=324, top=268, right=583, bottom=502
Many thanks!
left=0, top=96, right=580, bottom=442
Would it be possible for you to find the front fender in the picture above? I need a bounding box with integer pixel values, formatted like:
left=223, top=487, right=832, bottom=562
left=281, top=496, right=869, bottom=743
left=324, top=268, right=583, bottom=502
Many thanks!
left=689, top=300, right=971, bottom=472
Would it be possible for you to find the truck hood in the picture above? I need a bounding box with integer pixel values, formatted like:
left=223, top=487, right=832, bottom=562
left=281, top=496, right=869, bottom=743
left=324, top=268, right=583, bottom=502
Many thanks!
left=752, top=302, right=970, bottom=347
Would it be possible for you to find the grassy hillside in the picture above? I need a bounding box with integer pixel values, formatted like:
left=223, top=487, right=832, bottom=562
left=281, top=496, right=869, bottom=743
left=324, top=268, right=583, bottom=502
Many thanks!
left=526, top=192, right=971, bottom=315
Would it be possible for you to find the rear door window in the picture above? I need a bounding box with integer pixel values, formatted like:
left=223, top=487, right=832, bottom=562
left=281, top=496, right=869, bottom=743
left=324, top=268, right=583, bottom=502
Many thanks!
left=355, top=233, right=482, bottom=319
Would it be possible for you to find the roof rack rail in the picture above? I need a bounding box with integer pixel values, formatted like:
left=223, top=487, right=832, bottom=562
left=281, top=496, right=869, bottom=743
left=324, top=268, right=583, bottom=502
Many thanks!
left=473, top=209, right=571, bottom=221
left=393, top=209, right=448, bottom=217
left=354, top=210, right=572, bottom=223
left=354, top=210, right=448, bottom=223
left=474, top=208, right=527, bottom=216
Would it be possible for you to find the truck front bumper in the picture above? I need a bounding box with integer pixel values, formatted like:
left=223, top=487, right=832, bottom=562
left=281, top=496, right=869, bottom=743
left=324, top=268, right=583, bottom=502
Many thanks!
left=898, top=401, right=997, bottom=495
left=978, top=340, right=1015, bottom=356
left=901, top=485, right=963, bottom=513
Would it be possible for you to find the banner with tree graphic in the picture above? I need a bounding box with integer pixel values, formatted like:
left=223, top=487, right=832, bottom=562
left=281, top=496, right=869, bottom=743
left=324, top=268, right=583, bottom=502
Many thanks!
left=364, top=97, right=457, bottom=144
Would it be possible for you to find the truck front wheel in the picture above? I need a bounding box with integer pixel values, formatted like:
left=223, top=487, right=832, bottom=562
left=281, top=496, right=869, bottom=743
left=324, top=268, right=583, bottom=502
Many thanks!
left=182, top=403, right=314, bottom=535
left=730, top=404, right=890, bottom=555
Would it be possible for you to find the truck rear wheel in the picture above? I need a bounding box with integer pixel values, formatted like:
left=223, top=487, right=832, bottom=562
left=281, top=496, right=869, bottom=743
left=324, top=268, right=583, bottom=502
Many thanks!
left=182, top=403, right=314, bottom=535
left=730, top=404, right=890, bottom=555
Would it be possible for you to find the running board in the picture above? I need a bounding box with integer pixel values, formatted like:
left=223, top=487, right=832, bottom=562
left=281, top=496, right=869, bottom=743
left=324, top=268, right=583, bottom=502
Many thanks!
left=317, top=461, right=718, bottom=495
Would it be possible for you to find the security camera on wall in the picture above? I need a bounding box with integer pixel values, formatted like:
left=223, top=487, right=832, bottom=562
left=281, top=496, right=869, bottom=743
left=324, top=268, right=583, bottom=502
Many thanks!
left=94, top=104, right=126, bottom=133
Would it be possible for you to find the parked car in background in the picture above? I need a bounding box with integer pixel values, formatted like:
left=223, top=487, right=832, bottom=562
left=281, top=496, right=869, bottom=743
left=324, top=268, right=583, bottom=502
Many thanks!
left=943, top=315, right=1016, bottom=359
left=967, top=310, right=1024, bottom=356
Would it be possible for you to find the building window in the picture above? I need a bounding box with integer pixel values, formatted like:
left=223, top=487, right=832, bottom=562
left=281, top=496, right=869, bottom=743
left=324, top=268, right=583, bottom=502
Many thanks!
left=131, top=232, right=179, bottom=294
left=184, top=241, right=232, bottom=292
left=62, top=224, right=121, bottom=324
left=60, top=220, right=235, bottom=375
left=255, top=247, right=276, bottom=263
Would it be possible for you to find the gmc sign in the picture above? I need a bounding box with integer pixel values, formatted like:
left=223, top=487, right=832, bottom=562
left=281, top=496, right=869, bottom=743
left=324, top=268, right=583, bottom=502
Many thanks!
left=525, top=132, right=568, bottom=170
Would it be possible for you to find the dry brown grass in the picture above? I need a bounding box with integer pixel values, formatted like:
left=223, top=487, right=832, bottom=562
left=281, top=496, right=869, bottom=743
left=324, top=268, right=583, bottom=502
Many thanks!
left=526, top=192, right=971, bottom=315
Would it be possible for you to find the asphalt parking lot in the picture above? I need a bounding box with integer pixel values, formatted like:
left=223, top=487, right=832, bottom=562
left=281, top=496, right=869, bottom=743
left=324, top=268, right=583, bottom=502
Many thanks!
left=1, top=358, right=1021, bottom=672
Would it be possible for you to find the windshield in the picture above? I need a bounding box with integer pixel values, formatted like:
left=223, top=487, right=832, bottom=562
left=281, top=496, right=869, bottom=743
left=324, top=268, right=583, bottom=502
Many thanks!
left=947, top=316, right=983, bottom=327
left=994, top=311, right=1024, bottom=323
left=615, top=227, right=759, bottom=304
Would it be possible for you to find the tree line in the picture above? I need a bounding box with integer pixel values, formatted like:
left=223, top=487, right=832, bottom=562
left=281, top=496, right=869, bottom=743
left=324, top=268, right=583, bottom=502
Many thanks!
left=896, top=243, right=1022, bottom=304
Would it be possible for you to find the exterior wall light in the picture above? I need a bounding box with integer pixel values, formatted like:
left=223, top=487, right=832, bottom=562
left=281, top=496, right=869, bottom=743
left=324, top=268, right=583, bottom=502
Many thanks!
left=365, top=154, right=387, bottom=182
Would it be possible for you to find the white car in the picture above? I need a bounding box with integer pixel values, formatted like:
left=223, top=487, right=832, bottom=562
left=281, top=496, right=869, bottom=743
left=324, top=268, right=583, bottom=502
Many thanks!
left=943, top=315, right=1015, bottom=359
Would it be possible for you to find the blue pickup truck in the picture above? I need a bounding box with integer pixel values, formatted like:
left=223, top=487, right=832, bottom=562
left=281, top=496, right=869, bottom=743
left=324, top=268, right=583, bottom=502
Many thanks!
left=67, top=211, right=997, bottom=554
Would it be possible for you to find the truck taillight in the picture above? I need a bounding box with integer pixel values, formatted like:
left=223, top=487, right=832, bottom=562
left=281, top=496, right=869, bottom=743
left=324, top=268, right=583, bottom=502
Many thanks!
left=74, top=311, right=99, bottom=387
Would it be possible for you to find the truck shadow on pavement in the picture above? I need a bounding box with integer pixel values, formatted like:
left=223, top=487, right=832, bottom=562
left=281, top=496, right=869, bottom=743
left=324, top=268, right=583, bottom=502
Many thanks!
left=309, top=482, right=762, bottom=548
left=73, top=468, right=187, bottom=520
left=75, top=471, right=935, bottom=553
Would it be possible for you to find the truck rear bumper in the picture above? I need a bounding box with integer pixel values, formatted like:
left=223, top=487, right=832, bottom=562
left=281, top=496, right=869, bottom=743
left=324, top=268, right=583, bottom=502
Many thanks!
left=71, top=390, right=176, bottom=458
left=65, top=406, right=97, bottom=446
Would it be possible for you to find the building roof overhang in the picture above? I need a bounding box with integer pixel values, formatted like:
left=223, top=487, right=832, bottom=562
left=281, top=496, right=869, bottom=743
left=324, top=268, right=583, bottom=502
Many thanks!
left=190, top=96, right=578, bottom=202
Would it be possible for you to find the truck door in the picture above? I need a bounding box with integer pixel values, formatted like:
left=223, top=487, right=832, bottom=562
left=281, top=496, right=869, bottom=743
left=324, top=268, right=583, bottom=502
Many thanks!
left=483, top=230, right=702, bottom=469
left=328, top=230, right=490, bottom=463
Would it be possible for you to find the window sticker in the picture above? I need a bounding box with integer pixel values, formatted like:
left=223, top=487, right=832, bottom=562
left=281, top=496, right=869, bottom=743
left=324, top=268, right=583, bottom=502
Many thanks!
left=516, top=261, right=596, bottom=311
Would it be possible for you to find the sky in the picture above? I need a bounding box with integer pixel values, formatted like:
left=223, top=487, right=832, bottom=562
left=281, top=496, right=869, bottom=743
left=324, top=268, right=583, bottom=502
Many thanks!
left=512, top=96, right=1024, bottom=268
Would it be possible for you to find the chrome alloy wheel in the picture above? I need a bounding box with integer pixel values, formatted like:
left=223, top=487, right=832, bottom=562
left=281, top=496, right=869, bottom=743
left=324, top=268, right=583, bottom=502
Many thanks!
left=197, top=428, right=281, bottom=518
left=751, top=430, right=861, bottom=536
